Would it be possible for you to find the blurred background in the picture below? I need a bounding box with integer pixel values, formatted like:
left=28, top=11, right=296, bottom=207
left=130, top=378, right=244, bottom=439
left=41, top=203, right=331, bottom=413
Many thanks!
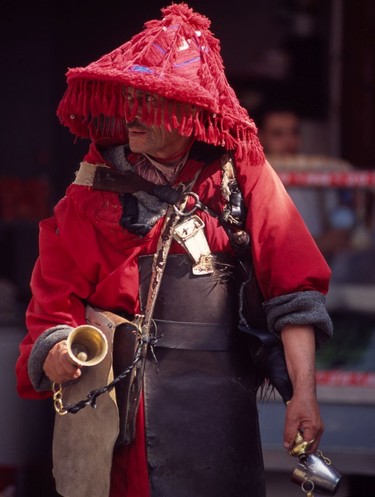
left=1, top=1, right=375, bottom=496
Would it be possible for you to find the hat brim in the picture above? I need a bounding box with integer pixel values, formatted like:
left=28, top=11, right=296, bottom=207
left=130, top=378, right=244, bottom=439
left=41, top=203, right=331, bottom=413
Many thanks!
left=66, top=66, right=217, bottom=113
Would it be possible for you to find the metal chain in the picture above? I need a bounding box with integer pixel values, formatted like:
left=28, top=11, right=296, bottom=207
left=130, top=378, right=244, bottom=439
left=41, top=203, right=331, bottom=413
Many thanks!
left=53, top=383, right=67, bottom=415
left=316, top=450, right=332, bottom=465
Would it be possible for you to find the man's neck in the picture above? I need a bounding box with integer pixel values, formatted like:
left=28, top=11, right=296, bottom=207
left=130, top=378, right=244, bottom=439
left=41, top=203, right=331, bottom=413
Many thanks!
left=146, top=139, right=194, bottom=167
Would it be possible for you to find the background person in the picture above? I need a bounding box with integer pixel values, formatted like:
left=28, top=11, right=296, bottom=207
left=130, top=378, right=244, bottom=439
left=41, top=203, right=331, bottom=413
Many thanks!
left=255, top=102, right=357, bottom=260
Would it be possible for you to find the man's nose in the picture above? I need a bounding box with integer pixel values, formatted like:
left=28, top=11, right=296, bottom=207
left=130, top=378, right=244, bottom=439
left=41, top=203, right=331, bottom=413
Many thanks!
left=134, top=104, right=143, bottom=120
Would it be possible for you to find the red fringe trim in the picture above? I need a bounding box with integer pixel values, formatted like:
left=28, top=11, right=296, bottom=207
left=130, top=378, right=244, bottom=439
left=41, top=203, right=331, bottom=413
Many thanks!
left=56, top=79, right=265, bottom=166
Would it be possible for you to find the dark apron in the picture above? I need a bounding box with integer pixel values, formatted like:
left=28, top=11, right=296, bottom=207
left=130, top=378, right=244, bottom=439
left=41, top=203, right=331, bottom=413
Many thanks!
left=138, top=253, right=266, bottom=497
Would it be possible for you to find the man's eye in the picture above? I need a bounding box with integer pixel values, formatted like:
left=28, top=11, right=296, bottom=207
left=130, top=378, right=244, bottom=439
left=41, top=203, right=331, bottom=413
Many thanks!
left=125, top=91, right=158, bottom=107
left=145, top=95, right=158, bottom=106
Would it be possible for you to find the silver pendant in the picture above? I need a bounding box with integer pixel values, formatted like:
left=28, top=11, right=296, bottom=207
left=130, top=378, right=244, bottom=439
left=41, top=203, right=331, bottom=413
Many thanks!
left=173, top=215, right=214, bottom=275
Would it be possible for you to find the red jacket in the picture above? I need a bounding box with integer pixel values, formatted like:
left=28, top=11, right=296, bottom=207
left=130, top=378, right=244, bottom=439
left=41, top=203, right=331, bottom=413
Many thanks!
left=15, top=147, right=331, bottom=496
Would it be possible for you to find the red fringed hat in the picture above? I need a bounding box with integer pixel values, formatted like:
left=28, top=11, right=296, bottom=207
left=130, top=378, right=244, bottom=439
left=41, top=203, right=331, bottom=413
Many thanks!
left=57, top=3, right=264, bottom=165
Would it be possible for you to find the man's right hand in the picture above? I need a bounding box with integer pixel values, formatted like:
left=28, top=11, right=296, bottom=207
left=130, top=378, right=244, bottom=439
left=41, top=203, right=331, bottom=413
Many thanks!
left=43, top=341, right=82, bottom=384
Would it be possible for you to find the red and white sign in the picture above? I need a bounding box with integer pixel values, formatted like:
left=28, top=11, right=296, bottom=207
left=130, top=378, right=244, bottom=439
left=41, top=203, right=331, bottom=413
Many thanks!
left=278, top=171, right=375, bottom=188
left=316, top=370, right=375, bottom=387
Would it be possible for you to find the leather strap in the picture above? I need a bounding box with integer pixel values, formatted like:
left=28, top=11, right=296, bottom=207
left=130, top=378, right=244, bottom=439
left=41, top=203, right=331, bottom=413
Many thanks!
left=74, top=161, right=181, bottom=203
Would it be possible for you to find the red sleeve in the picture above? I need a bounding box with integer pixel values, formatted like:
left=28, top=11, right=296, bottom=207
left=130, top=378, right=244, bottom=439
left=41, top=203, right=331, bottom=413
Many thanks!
left=16, top=208, right=93, bottom=398
left=16, top=185, right=113, bottom=398
left=16, top=183, right=148, bottom=398
left=236, top=159, right=331, bottom=300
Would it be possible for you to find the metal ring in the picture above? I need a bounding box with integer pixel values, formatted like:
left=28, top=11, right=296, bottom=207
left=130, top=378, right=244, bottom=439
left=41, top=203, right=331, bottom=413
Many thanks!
left=173, top=191, right=201, bottom=217
left=301, top=478, right=314, bottom=493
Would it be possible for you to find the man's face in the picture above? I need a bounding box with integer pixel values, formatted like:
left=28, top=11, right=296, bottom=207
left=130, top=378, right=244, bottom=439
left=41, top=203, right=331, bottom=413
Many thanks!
left=259, top=111, right=301, bottom=155
left=125, top=89, right=192, bottom=159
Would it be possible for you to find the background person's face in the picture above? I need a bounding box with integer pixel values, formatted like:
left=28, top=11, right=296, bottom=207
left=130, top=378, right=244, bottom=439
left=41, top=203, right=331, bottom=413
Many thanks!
left=259, top=111, right=301, bottom=155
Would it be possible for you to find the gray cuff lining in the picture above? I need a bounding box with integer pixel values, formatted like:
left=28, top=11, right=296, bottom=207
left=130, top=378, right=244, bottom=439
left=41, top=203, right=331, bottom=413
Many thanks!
left=263, top=290, right=333, bottom=348
left=27, top=325, right=73, bottom=391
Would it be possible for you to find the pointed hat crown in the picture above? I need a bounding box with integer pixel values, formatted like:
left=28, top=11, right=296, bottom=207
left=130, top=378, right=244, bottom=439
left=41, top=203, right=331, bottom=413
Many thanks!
left=57, top=3, right=264, bottom=165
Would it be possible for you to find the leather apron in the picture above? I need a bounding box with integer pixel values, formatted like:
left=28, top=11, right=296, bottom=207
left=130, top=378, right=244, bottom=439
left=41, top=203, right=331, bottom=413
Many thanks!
left=138, top=253, right=266, bottom=497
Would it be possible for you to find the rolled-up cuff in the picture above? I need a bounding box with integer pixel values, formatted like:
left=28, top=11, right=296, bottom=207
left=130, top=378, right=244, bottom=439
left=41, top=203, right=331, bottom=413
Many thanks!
left=263, top=290, right=333, bottom=348
left=27, top=325, right=73, bottom=391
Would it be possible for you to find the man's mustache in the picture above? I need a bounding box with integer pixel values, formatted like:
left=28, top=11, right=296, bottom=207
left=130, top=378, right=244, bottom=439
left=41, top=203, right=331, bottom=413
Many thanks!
left=126, top=120, right=149, bottom=131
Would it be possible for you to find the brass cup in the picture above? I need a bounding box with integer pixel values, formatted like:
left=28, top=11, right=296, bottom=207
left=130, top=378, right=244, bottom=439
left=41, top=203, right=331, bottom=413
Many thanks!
left=67, top=325, right=108, bottom=367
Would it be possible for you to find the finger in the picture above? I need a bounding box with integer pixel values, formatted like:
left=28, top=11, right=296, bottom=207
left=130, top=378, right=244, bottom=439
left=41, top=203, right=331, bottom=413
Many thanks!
left=300, top=426, right=324, bottom=453
left=52, top=366, right=82, bottom=385
left=283, top=402, right=300, bottom=449
left=58, top=355, right=82, bottom=380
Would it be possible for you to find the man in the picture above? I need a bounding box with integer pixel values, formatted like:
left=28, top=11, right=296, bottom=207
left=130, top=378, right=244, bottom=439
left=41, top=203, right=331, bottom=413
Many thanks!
left=16, top=4, right=333, bottom=497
